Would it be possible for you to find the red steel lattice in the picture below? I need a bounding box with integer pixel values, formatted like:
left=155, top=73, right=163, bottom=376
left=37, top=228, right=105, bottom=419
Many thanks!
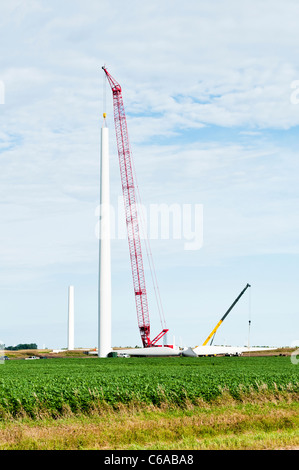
left=103, top=66, right=168, bottom=347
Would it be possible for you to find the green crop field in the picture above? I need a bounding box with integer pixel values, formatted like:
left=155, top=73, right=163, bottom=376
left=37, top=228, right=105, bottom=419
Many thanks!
left=0, top=355, right=298, bottom=419
left=0, top=355, right=298, bottom=450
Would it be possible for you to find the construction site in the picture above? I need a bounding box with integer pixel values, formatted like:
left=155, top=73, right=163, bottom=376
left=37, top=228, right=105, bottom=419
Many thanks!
left=64, top=66, right=276, bottom=359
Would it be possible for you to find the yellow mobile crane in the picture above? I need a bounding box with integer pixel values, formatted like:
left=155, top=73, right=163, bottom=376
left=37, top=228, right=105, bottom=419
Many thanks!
left=202, top=283, right=251, bottom=346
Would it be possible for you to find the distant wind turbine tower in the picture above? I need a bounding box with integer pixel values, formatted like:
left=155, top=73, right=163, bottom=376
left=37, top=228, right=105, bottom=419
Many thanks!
left=98, top=113, right=112, bottom=357
left=68, top=285, right=74, bottom=350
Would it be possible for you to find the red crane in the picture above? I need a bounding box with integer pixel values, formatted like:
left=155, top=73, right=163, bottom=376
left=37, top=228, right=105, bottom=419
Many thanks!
left=102, top=66, right=169, bottom=348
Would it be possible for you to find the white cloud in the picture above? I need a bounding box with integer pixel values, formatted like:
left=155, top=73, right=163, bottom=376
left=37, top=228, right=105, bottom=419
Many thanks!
left=0, top=0, right=298, bottom=347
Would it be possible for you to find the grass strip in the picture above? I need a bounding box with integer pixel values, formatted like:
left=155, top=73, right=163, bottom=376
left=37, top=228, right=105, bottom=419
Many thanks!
left=0, top=399, right=298, bottom=450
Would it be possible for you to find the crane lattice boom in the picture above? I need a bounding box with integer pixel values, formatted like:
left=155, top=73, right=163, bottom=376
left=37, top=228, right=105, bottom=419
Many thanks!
left=202, top=283, right=251, bottom=346
left=102, top=66, right=168, bottom=348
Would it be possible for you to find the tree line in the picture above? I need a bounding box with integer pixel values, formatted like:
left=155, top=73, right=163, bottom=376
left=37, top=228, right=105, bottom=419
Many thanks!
left=5, top=343, right=38, bottom=351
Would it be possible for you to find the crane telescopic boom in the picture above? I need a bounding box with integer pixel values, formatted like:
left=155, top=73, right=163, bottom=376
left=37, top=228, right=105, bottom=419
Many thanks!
left=102, top=66, right=168, bottom=348
left=202, top=283, right=251, bottom=346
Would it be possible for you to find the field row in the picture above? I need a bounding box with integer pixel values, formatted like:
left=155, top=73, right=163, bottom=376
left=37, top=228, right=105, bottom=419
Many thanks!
left=0, top=356, right=298, bottom=419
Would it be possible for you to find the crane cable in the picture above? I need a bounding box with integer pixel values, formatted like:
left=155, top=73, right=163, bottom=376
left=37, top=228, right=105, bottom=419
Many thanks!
left=248, top=286, right=252, bottom=350
left=101, top=66, right=166, bottom=333
left=130, top=148, right=167, bottom=331
left=102, top=66, right=107, bottom=121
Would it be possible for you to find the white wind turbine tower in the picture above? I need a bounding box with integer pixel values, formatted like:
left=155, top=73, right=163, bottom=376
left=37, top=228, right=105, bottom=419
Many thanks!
left=98, top=113, right=112, bottom=357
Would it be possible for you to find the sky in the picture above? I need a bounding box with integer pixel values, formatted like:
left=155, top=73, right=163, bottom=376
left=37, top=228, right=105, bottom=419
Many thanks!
left=0, top=0, right=298, bottom=349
